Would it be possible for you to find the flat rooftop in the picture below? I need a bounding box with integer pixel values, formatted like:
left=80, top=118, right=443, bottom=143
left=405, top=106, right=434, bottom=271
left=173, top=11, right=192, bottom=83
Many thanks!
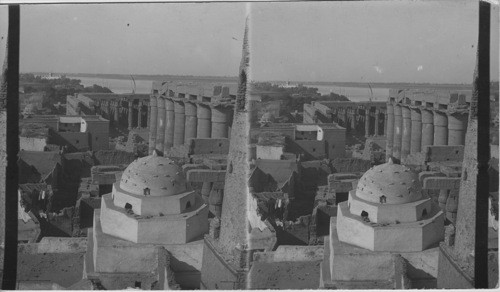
left=77, top=93, right=150, bottom=100
left=266, top=123, right=344, bottom=130
left=258, top=132, right=286, bottom=147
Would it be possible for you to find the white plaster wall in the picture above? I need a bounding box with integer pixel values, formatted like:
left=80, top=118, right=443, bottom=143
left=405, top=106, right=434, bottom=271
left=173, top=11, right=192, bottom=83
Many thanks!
left=112, top=184, right=195, bottom=216
left=165, top=241, right=204, bottom=271
left=256, top=145, right=283, bottom=160
left=336, top=203, right=375, bottom=251
left=138, top=218, right=188, bottom=244
left=349, top=191, right=432, bottom=224
left=248, top=196, right=268, bottom=231
left=255, top=245, right=324, bottom=263
left=100, top=195, right=139, bottom=242
left=20, top=137, right=47, bottom=151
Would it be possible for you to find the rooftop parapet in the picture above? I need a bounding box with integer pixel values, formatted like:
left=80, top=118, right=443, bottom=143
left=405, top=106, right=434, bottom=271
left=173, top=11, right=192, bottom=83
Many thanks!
left=257, top=132, right=286, bottom=147
left=389, top=88, right=472, bottom=111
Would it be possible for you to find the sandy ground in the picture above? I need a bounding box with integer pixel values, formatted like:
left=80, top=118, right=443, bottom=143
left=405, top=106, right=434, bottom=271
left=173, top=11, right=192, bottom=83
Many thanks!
left=17, top=252, right=85, bottom=288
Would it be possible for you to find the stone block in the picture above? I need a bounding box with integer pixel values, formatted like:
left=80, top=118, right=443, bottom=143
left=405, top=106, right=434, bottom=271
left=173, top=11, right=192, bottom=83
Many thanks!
left=331, top=173, right=360, bottom=181
left=422, top=177, right=461, bottom=190
left=186, top=169, right=226, bottom=183
left=423, top=145, right=464, bottom=163
left=337, top=201, right=444, bottom=252
left=181, top=164, right=207, bottom=174
left=99, top=194, right=208, bottom=245
left=418, top=171, right=445, bottom=183
left=329, top=180, right=356, bottom=193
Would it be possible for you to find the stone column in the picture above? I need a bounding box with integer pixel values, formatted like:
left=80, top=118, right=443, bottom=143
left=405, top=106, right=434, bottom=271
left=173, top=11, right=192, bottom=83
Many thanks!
left=113, top=101, right=119, bottom=125
left=173, top=100, right=185, bottom=146
left=138, top=102, right=144, bottom=128
left=447, top=112, right=468, bottom=145
left=392, top=104, right=403, bottom=160
left=374, top=108, right=380, bottom=136
left=385, top=104, right=394, bottom=159
left=350, top=108, right=356, bottom=131
left=343, top=107, right=348, bottom=128
left=365, top=106, right=371, bottom=137
left=410, top=108, right=422, bottom=154
left=433, top=111, right=448, bottom=145
left=197, top=103, right=212, bottom=138
left=211, top=106, right=230, bottom=138
left=184, top=102, right=198, bottom=144
left=401, top=106, right=412, bottom=158
left=164, top=98, right=175, bottom=151
left=106, top=100, right=111, bottom=121
left=148, top=96, right=158, bottom=154
left=421, top=109, right=434, bottom=149
left=383, top=110, right=388, bottom=136
left=155, top=97, right=166, bottom=151
left=201, top=182, right=212, bottom=205
left=128, top=100, right=134, bottom=130
left=147, top=101, right=151, bottom=128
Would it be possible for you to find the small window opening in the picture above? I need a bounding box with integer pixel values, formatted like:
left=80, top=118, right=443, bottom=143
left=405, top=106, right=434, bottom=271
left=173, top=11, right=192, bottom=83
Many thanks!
left=361, top=210, right=370, bottom=222
left=379, top=195, right=387, bottom=204
left=76, top=140, right=79, bottom=144
left=422, top=209, right=428, bottom=218
left=134, top=281, right=141, bottom=288
left=143, top=188, right=150, bottom=196
left=125, top=203, right=134, bottom=215
left=228, top=162, right=233, bottom=174
left=186, top=201, right=192, bottom=209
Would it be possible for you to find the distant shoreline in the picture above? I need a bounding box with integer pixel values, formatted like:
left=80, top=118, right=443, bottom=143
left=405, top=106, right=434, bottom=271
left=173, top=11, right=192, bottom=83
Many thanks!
left=30, top=72, right=240, bottom=83
left=25, top=72, right=492, bottom=90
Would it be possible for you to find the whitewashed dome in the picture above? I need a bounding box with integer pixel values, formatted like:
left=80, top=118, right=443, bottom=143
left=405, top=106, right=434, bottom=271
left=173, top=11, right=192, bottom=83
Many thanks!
left=119, top=150, right=187, bottom=197
left=355, top=158, right=422, bottom=204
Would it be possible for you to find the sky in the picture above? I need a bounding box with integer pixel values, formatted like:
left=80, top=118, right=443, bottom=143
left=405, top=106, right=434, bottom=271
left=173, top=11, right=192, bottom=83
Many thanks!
left=1, top=3, right=248, bottom=76
left=251, top=1, right=499, bottom=84
left=0, top=1, right=499, bottom=84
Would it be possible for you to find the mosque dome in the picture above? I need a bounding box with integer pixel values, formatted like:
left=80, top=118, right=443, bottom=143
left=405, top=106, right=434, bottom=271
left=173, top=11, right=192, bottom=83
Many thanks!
left=355, top=158, right=423, bottom=204
left=119, top=150, right=187, bottom=197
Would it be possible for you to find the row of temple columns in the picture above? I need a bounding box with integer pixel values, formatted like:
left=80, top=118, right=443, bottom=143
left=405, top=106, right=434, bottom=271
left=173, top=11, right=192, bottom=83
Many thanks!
left=386, top=103, right=468, bottom=160
left=148, top=96, right=233, bottom=154
left=331, top=105, right=386, bottom=137
left=96, top=99, right=149, bottom=129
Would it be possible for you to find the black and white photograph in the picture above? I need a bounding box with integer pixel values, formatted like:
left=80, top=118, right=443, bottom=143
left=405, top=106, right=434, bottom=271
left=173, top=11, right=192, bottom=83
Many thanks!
left=0, top=0, right=498, bottom=290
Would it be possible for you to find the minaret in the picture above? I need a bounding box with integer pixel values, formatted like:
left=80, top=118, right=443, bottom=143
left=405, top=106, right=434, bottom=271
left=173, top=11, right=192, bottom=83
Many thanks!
left=200, top=18, right=250, bottom=290
left=218, top=17, right=251, bottom=256
left=437, top=2, right=492, bottom=289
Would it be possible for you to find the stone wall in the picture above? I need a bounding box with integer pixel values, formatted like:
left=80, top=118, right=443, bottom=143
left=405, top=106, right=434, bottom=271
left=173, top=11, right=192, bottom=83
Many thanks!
left=188, top=138, right=229, bottom=155
left=18, top=237, right=87, bottom=254
left=200, top=236, right=244, bottom=289
left=20, top=136, right=48, bottom=151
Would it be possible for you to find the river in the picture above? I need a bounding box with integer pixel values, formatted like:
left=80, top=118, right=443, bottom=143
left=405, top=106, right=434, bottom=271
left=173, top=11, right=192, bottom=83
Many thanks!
left=74, top=76, right=390, bottom=102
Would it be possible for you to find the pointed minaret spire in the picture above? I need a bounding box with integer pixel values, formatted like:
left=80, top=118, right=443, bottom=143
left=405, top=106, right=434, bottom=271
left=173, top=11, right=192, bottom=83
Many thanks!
left=218, top=15, right=250, bottom=255
left=450, top=1, right=490, bottom=288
